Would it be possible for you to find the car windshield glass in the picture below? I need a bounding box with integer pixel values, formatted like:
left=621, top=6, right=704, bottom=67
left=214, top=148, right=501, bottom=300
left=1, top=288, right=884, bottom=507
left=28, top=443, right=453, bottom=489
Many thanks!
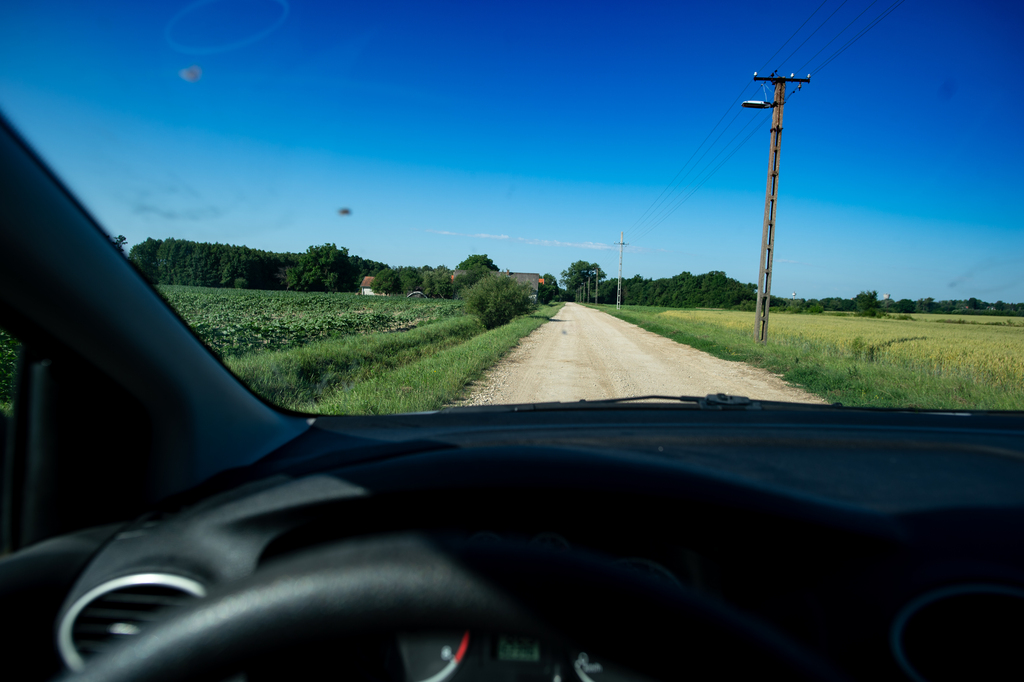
left=0, top=1, right=1021, bottom=415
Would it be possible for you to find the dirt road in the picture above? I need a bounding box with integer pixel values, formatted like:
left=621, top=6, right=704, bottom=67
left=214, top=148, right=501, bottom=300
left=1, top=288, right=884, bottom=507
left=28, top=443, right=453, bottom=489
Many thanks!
left=457, top=303, right=826, bottom=406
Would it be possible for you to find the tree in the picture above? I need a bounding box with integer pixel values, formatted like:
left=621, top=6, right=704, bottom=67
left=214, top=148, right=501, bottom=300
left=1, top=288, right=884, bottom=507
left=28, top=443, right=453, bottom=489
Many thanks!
left=108, top=234, right=128, bottom=254
left=463, top=274, right=534, bottom=329
left=453, top=266, right=492, bottom=296
left=894, top=299, right=915, bottom=314
left=538, top=273, right=560, bottom=304
left=560, top=261, right=603, bottom=298
left=128, top=238, right=163, bottom=283
left=855, top=290, right=879, bottom=317
left=371, top=268, right=402, bottom=295
left=399, top=267, right=423, bottom=294
left=287, top=243, right=355, bottom=292
left=422, top=266, right=455, bottom=298
left=457, top=254, right=499, bottom=271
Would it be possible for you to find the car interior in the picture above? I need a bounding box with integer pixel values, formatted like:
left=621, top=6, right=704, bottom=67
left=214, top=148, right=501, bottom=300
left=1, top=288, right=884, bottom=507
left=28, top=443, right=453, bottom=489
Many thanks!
left=2, top=109, right=1024, bottom=682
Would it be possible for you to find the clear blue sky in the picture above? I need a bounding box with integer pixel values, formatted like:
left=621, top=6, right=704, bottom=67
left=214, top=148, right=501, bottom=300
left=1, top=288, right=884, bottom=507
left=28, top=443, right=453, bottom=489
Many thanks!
left=1, top=0, right=1021, bottom=301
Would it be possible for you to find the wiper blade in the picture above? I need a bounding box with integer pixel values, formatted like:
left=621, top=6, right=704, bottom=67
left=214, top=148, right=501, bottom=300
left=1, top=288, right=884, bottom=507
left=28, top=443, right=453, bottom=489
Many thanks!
left=591, top=393, right=760, bottom=409
left=443, top=393, right=841, bottom=413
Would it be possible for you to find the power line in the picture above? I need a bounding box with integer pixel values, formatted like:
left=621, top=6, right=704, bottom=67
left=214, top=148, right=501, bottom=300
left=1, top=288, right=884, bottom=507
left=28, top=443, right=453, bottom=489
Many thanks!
left=626, top=82, right=756, bottom=234
left=758, top=0, right=829, bottom=73
left=810, top=0, right=905, bottom=74
left=633, top=113, right=771, bottom=242
left=774, top=0, right=850, bottom=73
left=626, top=1, right=839, bottom=244
left=795, top=0, right=879, bottom=73
left=633, top=111, right=770, bottom=242
left=630, top=106, right=748, bottom=238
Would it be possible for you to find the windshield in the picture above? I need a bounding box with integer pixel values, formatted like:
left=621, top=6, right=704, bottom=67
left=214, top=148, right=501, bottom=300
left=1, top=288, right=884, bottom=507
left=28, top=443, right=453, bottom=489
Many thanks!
left=0, top=1, right=1021, bottom=415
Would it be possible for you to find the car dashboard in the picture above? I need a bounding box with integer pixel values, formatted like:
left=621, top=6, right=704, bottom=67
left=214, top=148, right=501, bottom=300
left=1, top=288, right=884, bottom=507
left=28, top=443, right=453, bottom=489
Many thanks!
left=5, top=409, right=1024, bottom=682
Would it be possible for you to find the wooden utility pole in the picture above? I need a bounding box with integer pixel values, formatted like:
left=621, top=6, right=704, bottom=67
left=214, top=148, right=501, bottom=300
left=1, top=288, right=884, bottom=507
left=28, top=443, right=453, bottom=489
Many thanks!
left=616, top=232, right=627, bottom=310
left=751, top=72, right=809, bottom=344
left=595, top=265, right=600, bottom=305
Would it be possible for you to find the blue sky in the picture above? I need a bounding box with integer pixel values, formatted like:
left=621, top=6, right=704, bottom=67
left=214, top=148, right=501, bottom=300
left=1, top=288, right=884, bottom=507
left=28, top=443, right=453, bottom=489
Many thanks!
left=1, top=0, right=1021, bottom=301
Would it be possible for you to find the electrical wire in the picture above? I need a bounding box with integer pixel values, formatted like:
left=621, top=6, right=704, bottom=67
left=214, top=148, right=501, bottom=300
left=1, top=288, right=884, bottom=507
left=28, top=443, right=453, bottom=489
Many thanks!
left=774, top=0, right=849, bottom=74
left=810, top=0, right=905, bottom=74
left=625, top=0, right=904, bottom=245
left=795, top=0, right=879, bottom=74
left=626, top=82, right=756, bottom=234
left=626, top=1, right=839, bottom=244
left=757, top=0, right=829, bottom=74
left=630, top=105, right=749, bottom=237
left=633, top=111, right=771, bottom=243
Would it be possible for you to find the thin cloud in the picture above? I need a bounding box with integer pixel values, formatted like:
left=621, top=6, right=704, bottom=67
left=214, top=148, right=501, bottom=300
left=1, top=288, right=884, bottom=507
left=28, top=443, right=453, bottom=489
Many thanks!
left=427, top=230, right=509, bottom=240
left=425, top=229, right=663, bottom=253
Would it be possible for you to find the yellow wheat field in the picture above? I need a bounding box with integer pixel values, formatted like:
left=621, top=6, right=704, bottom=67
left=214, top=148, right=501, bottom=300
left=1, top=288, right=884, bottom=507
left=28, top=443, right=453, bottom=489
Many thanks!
left=658, top=310, right=1024, bottom=388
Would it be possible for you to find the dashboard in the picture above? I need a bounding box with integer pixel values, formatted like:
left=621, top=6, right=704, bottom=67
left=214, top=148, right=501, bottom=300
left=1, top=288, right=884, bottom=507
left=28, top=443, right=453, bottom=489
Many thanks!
left=18, top=411, right=1024, bottom=682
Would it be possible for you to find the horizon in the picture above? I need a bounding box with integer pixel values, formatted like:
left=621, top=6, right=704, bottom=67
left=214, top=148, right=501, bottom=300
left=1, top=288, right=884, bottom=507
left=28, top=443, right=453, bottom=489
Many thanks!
left=128, top=234, right=1022, bottom=306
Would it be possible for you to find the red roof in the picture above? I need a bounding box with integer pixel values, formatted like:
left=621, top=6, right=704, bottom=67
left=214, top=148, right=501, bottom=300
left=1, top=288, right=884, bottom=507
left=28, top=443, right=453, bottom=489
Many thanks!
left=360, top=276, right=375, bottom=288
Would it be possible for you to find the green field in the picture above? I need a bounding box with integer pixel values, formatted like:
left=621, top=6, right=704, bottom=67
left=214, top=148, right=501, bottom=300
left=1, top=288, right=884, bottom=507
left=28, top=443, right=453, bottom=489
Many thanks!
left=591, top=305, right=1024, bottom=410
left=160, top=286, right=465, bottom=358
left=154, top=287, right=560, bottom=415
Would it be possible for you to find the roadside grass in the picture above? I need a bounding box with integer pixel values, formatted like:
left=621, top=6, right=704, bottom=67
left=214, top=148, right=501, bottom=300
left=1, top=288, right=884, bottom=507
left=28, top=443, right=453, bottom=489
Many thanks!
left=588, top=305, right=1024, bottom=410
left=313, top=303, right=564, bottom=415
left=228, top=315, right=484, bottom=411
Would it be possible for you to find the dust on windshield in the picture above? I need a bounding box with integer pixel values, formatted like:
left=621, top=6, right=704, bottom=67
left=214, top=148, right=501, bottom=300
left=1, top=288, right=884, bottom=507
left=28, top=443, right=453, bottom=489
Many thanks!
left=0, top=1, right=1020, bottom=414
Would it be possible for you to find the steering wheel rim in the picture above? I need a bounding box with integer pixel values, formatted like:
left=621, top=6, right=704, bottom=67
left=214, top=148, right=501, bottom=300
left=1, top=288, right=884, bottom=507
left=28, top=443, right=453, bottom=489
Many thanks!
left=56, top=534, right=849, bottom=682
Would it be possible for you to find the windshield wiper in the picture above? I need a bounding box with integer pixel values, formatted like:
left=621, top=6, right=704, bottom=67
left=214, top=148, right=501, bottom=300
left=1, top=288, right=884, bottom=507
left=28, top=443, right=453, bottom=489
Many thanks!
left=591, top=393, right=761, bottom=409
left=442, top=393, right=843, bottom=413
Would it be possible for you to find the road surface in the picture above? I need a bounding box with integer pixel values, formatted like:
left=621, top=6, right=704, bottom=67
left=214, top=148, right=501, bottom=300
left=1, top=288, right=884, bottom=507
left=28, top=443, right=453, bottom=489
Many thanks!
left=455, top=303, right=826, bottom=406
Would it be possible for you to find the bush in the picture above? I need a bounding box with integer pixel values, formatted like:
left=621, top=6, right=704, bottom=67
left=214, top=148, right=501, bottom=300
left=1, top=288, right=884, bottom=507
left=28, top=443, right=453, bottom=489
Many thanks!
left=463, top=275, right=534, bottom=329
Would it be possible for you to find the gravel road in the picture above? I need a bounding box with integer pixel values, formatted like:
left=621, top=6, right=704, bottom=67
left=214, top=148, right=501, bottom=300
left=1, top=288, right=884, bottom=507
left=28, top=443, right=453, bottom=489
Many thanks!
left=454, top=303, right=826, bottom=406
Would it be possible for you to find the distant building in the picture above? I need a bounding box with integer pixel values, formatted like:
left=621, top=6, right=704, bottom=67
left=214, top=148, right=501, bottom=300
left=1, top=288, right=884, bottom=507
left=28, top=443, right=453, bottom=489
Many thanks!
left=359, top=276, right=380, bottom=295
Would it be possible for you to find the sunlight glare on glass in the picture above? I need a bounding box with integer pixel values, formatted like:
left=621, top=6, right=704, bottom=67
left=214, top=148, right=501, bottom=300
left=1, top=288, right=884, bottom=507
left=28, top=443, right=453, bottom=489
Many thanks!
left=165, top=0, right=290, bottom=55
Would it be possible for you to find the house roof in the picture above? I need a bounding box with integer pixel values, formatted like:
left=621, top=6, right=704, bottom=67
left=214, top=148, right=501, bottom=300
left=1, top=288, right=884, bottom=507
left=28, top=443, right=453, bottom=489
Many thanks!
left=360, top=276, right=375, bottom=288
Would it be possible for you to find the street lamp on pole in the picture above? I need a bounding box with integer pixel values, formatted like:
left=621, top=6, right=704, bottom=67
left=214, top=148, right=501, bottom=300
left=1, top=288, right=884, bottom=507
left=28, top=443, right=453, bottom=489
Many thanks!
left=743, top=71, right=810, bottom=344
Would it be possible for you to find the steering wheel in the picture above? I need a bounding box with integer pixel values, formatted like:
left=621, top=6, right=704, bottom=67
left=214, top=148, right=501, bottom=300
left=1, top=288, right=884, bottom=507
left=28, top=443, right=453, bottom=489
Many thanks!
left=57, top=534, right=849, bottom=682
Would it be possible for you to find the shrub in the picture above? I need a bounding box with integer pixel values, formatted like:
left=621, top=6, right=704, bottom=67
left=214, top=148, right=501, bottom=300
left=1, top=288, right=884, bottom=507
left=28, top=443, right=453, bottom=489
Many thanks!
left=463, top=275, right=534, bottom=329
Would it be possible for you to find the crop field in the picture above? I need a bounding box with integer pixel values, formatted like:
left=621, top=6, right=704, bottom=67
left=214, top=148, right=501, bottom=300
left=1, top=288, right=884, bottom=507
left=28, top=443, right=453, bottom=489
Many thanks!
left=154, top=286, right=560, bottom=415
left=596, top=305, right=1024, bottom=410
left=659, top=310, right=1024, bottom=390
left=160, top=286, right=464, bottom=358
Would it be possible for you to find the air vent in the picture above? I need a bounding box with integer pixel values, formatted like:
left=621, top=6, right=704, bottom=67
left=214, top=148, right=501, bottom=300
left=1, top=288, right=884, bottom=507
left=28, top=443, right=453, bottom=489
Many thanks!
left=891, top=584, right=1024, bottom=682
left=58, top=573, right=205, bottom=671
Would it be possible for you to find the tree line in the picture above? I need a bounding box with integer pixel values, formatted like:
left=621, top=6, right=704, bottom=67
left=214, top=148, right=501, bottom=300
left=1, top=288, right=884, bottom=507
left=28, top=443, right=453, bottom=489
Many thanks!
left=123, top=238, right=1021, bottom=313
left=556, top=259, right=1022, bottom=314
left=128, top=238, right=388, bottom=292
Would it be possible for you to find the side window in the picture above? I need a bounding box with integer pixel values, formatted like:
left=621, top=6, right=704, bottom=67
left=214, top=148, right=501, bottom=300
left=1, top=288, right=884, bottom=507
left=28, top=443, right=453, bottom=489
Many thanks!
left=0, top=325, right=19, bottom=417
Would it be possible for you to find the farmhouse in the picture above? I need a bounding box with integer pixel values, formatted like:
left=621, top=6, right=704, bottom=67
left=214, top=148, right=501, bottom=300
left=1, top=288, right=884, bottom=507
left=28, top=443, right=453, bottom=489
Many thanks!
left=359, top=276, right=381, bottom=295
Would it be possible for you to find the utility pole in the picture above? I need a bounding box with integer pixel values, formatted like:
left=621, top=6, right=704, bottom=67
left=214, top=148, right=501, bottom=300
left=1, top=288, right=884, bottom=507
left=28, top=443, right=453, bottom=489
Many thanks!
left=616, top=232, right=627, bottom=310
left=595, top=265, right=600, bottom=305
left=748, top=71, right=810, bottom=345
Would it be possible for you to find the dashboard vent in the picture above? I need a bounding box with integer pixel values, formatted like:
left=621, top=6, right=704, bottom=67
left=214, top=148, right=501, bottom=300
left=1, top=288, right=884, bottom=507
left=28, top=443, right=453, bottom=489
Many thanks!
left=58, top=573, right=206, bottom=672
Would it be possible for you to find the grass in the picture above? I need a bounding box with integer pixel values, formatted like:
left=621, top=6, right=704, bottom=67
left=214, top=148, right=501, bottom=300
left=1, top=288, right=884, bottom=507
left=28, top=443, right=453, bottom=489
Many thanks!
left=228, top=315, right=485, bottom=410
left=588, top=305, right=1024, bottom=410
left=311, top=303, right=563, bottom=415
